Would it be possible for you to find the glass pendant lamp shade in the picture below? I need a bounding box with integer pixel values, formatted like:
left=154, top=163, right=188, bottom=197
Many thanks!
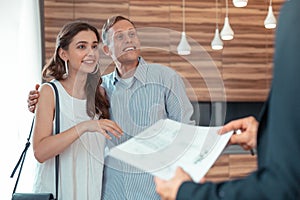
left=211, top=28, right=223, bottom=50
left=221, top=0, right=234, bottom=41
left=221, top=17, right=234, bottom=40
left=211, top=0, right=223, bottom=50
left=232, top=0, right=248, bottom=7
left=177, top=0, right=191, bottom=55
left=264, top=5, right=276, bottom=29
left=177, top=32, right=191, bottom=55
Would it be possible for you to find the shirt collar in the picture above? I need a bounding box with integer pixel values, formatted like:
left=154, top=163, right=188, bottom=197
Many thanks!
left=112, top=57, right=148, bottom=86
left=134, top=57, right=147, bottom=85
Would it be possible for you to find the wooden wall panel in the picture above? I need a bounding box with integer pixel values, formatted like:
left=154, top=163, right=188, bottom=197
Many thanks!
left=222, top=0, right=276, bottom=101
left=130, top=0, right=172, bottom=68
left=170, top=0, right=223, bottom=102
left=229, top=154, right=257, bottom=179
left=44, top=0, right=74, bottom=61
left=43, top=0, right=285, bottom=102
left=206, top=154, right=257, bottom=182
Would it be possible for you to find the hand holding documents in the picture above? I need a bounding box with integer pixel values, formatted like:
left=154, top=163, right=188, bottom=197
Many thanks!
left=108, top=119, right=233, bottom=182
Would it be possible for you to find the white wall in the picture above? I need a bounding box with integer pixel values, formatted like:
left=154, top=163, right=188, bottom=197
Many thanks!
left=0, top=0, right=42, bottom=199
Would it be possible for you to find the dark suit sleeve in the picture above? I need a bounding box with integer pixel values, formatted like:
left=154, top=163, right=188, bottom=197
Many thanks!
left=177, top=1, right=300, bottom=199
left=177, top=171, right=276, bottom=200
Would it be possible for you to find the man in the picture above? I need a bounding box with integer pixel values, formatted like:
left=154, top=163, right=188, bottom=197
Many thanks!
left=100, top=15, right=195, bottom=200
left=28, top=16, right=194, bottom=199
left=155, top=0, right=300, bottom=199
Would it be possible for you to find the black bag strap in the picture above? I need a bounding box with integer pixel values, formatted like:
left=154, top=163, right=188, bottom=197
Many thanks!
left=10, top=81, right=60, bottom=200
left=48, top=81, right=60, bottom=200
left=10, top=118, right=35, bottom=193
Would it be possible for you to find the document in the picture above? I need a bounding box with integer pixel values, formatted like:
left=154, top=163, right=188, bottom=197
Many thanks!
left=108, top=119, right=233, bottom=182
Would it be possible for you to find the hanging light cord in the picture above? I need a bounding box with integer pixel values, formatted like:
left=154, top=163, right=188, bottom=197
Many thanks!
left=215, top=0, right=219, bottom=29
left=225, top=0, right=228, bottom=18
left=182, top=0, right=185, bottom=32
left=73, top=0, right=75, bottom=19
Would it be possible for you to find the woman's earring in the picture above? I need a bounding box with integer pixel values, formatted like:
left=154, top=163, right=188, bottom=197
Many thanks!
left=91, top=64, right=99, bottom=74
left=62, top=60, right=69, bottom=79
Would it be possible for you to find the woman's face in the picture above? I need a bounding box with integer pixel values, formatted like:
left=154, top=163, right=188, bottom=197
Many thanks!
left=64, top=30, right=100, bottom=75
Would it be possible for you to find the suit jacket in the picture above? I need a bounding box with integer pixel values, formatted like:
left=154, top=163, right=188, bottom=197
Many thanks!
left=177, top=1, right=300, bottom=199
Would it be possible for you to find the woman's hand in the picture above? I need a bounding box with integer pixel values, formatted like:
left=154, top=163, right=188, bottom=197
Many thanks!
left=79, top=119, right=123, bottom=139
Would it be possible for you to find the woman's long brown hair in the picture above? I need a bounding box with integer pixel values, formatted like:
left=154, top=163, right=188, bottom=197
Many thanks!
left=42, top=21, right=109, bottom=119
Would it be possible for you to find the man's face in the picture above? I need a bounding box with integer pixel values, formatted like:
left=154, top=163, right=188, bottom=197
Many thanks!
left=106, top=20, right=141, bottom=65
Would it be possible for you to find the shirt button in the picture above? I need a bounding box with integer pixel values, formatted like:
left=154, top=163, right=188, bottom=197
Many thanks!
left=218, top=190, right=225, bottom=198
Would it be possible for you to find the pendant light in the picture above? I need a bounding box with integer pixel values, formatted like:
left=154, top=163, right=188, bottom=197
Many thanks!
left=232, top=0, right=248, bottom=8
left=221, top=0, right=234, bottom=40
left=177, top=0, right=191, bottom=55
left=264, top=0, right=276, bottom=29
left=211, top=0, right=223, bottom=50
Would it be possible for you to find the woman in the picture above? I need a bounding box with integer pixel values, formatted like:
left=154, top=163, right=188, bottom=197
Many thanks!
left=32, top=21, right=123, bottom=200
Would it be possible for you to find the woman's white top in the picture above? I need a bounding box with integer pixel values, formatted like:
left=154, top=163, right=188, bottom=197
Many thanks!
left=33, top=80, right=105, bottom=200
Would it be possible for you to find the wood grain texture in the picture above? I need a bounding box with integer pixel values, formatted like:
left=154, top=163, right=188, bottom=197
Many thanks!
left=43, top=0, right=285, bottom=101
left=206, top=154, right=257, bottom=182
